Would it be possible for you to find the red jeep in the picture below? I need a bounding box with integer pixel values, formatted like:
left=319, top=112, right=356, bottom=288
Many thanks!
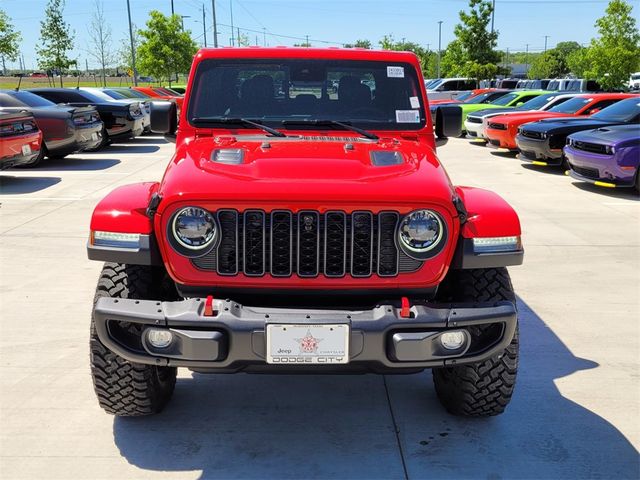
left=87, top=48, right=524, bottom=417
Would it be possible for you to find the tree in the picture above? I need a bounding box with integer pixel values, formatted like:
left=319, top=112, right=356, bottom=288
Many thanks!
left=0, top=9, right=21, bottom=75
left=118, top=25, right=140, bottom=77
left=137, top=11, right=198, bottom=84
left=87, top=0, right=115, bottom=86
left=442, top=0, right=501, bottom=79
left=379, top=35, right=435, bottom=75
left=579, top=0, right=640, bottom=90
left=345, top=39, right=372, bottom=49
left=36, top=0, right=75, bottom=87
left=527, top=42, right=582, bottom=79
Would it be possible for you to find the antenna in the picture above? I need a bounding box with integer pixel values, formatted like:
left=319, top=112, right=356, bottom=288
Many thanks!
left=76, top=71, right=81, bottom=89
left=15, top=74, right=23, bottom=91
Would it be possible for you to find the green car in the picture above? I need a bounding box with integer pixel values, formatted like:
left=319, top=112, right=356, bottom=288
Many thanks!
left=459, top=90, right=550, bottom=124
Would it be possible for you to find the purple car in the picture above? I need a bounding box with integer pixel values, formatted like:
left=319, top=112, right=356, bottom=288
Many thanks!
left=564, top=123, right=640, bottom=191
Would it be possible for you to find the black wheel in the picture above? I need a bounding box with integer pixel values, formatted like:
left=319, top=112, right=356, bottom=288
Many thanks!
left=90, top=263, right=177, bottom=416
left=15, top=145, right=47, bottom=168
left=432, top=268, right=519, bottom=417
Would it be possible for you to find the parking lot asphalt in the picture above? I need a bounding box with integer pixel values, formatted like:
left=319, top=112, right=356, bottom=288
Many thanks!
left=0, top=136, right=638, bottom=479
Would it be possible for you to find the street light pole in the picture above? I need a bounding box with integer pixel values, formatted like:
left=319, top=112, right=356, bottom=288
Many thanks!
left=211, top=0, right=218, bottom=47
left=171, top=0, right=174, bottom=15
left=544, top=35, right=550, bottom=53
left=202, top=4, right=207, bottom=47
left=126, top=0, right=138, bottom=86
left=437, top=20, right=443, bottom=79
left=263, top=27, right=267, bottom=46
left=525, top=44, right=529, bottom=73
left=230, top=0, right=235, bottom=46
left=491, top=0, right=496, bottom=34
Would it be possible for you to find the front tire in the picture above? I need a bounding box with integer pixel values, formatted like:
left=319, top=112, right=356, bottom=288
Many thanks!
left=432, top=268, right=519, bottom=417
left=90, top=263, right=177, bottom=416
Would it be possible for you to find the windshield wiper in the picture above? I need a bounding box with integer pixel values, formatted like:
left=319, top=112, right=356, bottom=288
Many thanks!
left=191, top=116, right=286, bottom=137
left=281, top=119, right=379, bottom=140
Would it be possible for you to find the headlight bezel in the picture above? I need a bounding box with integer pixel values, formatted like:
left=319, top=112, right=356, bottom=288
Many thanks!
left=397, top=209, right=448, bottom=260
left=167, top=206, right=219, bottom=257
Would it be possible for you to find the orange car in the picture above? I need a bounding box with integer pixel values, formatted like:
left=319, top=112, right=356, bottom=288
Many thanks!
left=0, top=111, right=43, bottom=170
left=132, top=86, right=184, bottom=110
left=484, top=93, right=635, bottom=150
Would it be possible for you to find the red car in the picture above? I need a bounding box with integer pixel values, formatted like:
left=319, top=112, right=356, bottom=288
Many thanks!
left=429, top=88, right=496, bottom=105
left=132, top=86, right=184, bottom=110
left=0, top=111, right=43, bottom=170
left=484, top=93, right=635, bottom=150
left=87, top=47, right=524, bottom=418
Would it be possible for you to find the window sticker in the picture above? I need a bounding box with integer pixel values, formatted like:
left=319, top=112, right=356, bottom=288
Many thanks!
left=396, top=110, right=420, bottom=123
left=387, top=66, right=405, bottom=78
left=409, top=96, right=420, bottom=109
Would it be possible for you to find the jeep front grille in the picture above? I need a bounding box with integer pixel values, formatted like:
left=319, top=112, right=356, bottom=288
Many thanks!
left=191, top=210, right=423, bottom=277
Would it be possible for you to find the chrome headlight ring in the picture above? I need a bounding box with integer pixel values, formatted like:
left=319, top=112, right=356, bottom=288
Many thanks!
left=167, top=206, right=218, bottom=257
left=397, top=209, right=447, bottom=260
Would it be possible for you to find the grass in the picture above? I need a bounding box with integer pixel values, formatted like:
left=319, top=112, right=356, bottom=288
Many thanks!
left=0, top=76, right=173, bottom=90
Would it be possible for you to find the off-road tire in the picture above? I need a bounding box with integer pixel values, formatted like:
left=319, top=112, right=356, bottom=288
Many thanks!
left=432, top=268, right=519, bottom=417
left=90, top=263, right=177, bottom=416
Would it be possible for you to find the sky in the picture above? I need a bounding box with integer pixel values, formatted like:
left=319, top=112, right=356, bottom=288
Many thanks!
left=2, top=0, right=639, bottom=71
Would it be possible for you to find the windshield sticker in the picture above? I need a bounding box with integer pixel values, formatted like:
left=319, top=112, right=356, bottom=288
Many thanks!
left=387, top=66, right=405, bottom=78
left=409, top=96, right=420, bottom=109
left=396, top=110, right=420, bottom=123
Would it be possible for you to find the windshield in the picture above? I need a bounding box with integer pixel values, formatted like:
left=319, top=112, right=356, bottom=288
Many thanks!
left=427, top=79, right=443, bottom=90
left=489, top=92, right=520, bottom=106
left=114, top=89, right=150, bottom=99
left=592, top=98, right=640, bottom=122
left=548, top=96, right=590, bottom=114
left=466, top=92, right=500, bottom=104
left=516, top=93, right=556, bottom=111
left=81, top=89, right=113, bottom=102
left=631, top=74, right=640, bottom=80
left=456, top=91, right=476, bottom=102
left=189, top=58, right=427, bottom=131
left=102, top=89, right=128, bottom=100
left=7, top=91, right=56, bottom=107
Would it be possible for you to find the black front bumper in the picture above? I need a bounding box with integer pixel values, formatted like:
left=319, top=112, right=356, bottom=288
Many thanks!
left=515, top=134, right=564, bottom=165
left=93, top=297, right=517, bottom=373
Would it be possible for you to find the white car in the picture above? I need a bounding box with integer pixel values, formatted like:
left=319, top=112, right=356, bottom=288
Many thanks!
left=426, top=78, right=478, bottom=101
left=629, top=73, right=640, bottom=91
left=464, top=92, right=578, bottom=140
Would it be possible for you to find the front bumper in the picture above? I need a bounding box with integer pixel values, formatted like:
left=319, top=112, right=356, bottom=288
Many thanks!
left=463, top=119, right=485, bottom=139
left=565, top=145, right=638, bottom=188
left=516, top=134, right=564, bottom=165
left=93, top=297, right=517, bottom=372
left=486, top=128, right=517, bottom=150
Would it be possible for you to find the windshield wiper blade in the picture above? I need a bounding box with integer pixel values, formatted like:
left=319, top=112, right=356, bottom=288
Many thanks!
left=191, top=116, right=286, bottom=137
left=281, top=119, right=379, bottom=140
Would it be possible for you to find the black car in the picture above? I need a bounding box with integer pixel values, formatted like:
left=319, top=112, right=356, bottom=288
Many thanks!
left=516, top=96, right=640, bottom=166
left=28, top=88, right=145, bottom=148
left=0, top=90, right=104, bottom=166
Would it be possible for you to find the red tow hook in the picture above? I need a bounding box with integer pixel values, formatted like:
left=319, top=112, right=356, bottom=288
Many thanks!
left=204, top=295, right=216, bottom=316
left=400, top=296, right=411, bottom=318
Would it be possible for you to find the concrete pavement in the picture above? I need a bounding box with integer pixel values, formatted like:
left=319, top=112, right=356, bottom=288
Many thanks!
left=0, top=136, right=638, bottom=479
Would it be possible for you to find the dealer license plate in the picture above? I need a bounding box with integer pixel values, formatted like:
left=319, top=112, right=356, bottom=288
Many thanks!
left=91, top=132, right=99, bottom=141
left=21, top=144, right=31, bottom=156
left=266, top=324, right=349, bottom=365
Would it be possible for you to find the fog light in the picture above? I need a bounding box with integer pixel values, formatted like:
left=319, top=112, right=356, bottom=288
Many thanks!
left=147, top=328, right=173, bottom=349
left=440, top=331, right=466, bottom=350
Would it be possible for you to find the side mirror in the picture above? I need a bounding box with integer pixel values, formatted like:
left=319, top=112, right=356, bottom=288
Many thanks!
left=150, top=101, right=177, bottom=140
left=515, top=102, right=524, bottom=107
left=434, top=105, right=462, bottom=139
left=589, top=108, right=601, bottom=115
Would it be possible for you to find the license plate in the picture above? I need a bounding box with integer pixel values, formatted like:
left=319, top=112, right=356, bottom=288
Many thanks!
left=91, top=132, right=99, bottom=141
left=21, top=144, right=31, bottom=156
left=266, top=324, right=349, bottom=364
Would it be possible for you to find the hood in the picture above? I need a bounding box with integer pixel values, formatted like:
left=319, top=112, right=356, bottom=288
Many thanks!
left=468, top=107, right=515, bottom=118
left=157, top=135, right=457, bottom=213
left=489, top=111, right=567, bottom=127
left=568, top=124, right=640, bottom=146
left=521, top=117, right=620, bottom=134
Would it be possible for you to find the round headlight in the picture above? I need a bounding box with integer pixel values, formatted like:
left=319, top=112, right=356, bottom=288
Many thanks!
left=171, top=207, right=216, bottom=250
left=398, top=210, right=445, bottom=258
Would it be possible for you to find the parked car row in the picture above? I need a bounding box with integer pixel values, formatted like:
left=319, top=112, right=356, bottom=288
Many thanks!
left=0, top=86, right=183, bottom=170
left=468, top=95, right=640, bottom=191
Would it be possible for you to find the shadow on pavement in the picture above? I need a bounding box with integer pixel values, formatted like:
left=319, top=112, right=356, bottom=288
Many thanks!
left=0, top=175, right=61, bottom=194
left=520, top=163, right=566, bottom=176
left=489, top=150, right=518, bottom=158
left=107, top=144, right=161, bottom=154
left=112, top=297, right=639, bottom=479
left=131, top=136, right=169, bottom=144
left=572, top=181, right=639, bottom=201
left=35, top=157, right=121, bottom=171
